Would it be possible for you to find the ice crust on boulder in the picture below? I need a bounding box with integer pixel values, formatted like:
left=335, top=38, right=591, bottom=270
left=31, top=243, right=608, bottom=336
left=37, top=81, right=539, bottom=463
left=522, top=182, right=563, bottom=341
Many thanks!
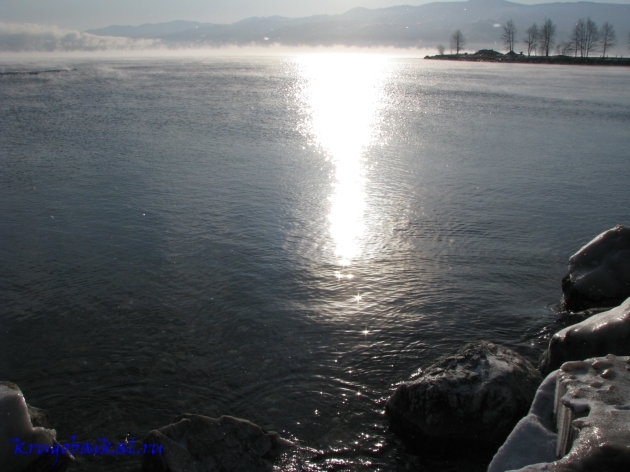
left=385, top=341, right=542, bottom=450
left=508, top=355, right=630, bottom=472
left=487, top=371, right=558, bottom=472
left=0, top=381, right=66, bottom=472
left=562, top=225, right=630, bottom=311
left=142, top=414, right=293, bottom=472
left=540, top=296, right=630, bottom=374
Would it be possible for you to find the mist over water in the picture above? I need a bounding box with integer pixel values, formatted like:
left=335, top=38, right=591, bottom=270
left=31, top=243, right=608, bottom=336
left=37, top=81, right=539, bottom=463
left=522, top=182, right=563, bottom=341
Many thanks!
left=1, top=56, right=629, bottom=470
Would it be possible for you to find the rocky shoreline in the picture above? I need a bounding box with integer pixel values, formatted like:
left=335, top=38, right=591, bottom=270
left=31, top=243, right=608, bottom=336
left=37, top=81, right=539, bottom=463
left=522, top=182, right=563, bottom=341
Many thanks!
left=425, top=49, right=630, bottom=66
left=385, top=225, right=630, bottom=471
left=3, top=225, right=630, bottom=471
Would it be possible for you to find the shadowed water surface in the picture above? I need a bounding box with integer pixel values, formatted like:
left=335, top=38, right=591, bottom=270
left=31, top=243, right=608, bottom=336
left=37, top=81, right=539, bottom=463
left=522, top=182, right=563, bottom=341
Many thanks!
left=1, top=56, right=629, bottom=470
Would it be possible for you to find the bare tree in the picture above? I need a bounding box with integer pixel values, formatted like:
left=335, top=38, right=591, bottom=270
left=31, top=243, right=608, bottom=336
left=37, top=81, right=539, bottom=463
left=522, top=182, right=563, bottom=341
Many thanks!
left=523, top=23, right=539, bottom=56
left=540, top=18, right=556, bottom=56
left=600, top=22, right=616, bottom=57
left=437, top=44, right=445, bottom=55
left=556, top=40, right=573, bottom=56
left=572, top=18, right=585, bottom=57
left=501, top=19, right=518, bottom=52
left=450, top=30, right=466, bottom=54
left=583, top=17, right=599, bottom=57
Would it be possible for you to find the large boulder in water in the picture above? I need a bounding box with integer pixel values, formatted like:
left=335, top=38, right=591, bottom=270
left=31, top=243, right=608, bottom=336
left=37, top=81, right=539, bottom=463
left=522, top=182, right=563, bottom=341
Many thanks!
left=385, top=341, right=542, bottom=451
left=540, top=297, right=630, bottom=375
left=562, top=225, right=630, bottom=312
left=142, top=414, right=293, bottom=472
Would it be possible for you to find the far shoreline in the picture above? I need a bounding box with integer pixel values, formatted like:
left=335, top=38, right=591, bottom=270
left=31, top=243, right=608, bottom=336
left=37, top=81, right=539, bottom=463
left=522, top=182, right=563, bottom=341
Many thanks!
left=425, top=49, right=630, bottom=66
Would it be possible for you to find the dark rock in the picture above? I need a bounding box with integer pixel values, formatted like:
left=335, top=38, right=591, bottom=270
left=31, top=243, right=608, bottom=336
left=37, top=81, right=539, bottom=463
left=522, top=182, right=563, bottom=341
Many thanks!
left=142, top=414, right=293, bottom=472
left=385, top=341, right=542, bottom=452
left=539, top=297, right=630, bottom=375
left=562, top=225, right=630, bottom=312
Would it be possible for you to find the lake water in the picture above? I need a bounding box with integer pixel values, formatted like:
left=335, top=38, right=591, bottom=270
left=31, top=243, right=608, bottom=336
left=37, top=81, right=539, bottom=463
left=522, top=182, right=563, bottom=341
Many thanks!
left=1, top=55, right=629, bottom=471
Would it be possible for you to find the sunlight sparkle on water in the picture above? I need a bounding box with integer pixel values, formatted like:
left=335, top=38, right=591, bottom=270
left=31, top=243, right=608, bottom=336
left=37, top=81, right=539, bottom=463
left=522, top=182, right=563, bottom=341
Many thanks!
left=295, top=55, right=391, bottom=269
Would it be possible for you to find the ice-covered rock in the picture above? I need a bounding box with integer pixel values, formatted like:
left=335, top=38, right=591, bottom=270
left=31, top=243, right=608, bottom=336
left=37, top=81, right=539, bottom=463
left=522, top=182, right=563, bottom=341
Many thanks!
left=385, top=341, right=542, bottom=451
left=0, top=381, right=72, bottom=472
left=142, top=414, right=293, bottom=472
left=487, top=371, right=558, bottom=472
left=562, top=225, right=630, bottom=312
left=507, top=355, right=630, bottom=472
left=540, top=297, right=630, bottom=375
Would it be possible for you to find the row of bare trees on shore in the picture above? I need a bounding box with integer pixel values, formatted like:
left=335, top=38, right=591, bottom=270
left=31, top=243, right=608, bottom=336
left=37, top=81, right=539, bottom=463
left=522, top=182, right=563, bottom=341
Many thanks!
left=441, top=18, right=628, bottom=57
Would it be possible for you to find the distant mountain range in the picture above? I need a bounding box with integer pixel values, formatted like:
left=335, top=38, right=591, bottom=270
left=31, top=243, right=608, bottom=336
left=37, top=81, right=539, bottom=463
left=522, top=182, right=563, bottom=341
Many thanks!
left=87, top=0, right=630, bottom=52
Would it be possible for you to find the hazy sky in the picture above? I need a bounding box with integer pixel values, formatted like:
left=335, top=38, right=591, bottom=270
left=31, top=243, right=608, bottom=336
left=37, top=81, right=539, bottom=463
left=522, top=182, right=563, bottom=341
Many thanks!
left=2, top=0, right=630, bottom=30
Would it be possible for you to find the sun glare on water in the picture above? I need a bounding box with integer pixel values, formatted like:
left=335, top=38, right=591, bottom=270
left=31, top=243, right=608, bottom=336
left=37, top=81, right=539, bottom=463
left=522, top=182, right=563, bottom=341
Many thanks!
left=294, top=54, right=392, bottom=272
